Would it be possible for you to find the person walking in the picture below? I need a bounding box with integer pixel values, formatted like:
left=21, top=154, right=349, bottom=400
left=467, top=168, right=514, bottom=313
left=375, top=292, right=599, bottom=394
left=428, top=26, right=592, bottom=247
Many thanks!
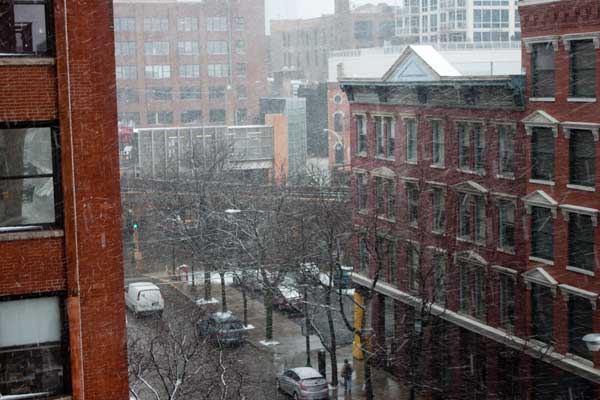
left=341, top=359, right=353, bottom=394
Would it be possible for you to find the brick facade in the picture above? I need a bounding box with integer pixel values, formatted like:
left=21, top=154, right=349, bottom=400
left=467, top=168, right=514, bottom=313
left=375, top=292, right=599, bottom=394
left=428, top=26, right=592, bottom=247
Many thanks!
left=0, top=0, right=129, bottom=398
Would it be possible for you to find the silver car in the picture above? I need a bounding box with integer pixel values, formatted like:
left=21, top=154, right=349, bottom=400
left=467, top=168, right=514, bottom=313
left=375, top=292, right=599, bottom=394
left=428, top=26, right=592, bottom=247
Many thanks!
left=276, top=367, right=329, bottom=399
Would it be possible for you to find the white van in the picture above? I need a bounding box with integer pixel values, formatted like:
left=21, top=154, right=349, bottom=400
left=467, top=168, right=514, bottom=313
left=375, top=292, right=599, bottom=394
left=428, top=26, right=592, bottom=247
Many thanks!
left=125, top=282, right=164, bottom=317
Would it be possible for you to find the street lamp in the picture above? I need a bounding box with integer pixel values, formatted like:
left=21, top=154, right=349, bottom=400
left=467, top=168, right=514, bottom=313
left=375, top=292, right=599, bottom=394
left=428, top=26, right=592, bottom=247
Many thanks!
left=323, top=128, right=348, bottom=166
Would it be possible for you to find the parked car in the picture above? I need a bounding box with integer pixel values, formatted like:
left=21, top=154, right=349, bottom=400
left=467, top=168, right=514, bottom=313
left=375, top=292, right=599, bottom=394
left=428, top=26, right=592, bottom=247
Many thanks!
left=232, top=269, right=264, bottom=292
left=125, top=282, right=164, bottom=318
left=196, top=312, right=245, bottom=346
left=276, top=367, right=329, bottom=399
left=273, top=279, right=303, bottom=312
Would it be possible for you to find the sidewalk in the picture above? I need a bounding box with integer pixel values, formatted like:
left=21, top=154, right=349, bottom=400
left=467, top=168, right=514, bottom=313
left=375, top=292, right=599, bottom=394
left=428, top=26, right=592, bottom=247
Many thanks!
left=147, top=272, right=404, bottom=399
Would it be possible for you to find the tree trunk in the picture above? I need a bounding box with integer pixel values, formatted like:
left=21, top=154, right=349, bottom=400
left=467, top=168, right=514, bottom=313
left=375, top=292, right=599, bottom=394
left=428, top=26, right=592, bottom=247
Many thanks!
left=325, top=287, right=338, bottom=387
left=220, top=272, right=227, bottom=312
left=204, top=271, right=211, bottom=300
left=242, top=290, right=248, bottom=327
left=265, top=288, right=274, bottom=340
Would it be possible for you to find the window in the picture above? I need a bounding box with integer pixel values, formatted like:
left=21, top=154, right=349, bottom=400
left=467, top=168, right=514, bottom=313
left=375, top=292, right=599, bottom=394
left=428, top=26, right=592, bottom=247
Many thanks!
left=209, top=86, right=226, bottom=100
left=474, top=124, right=485, bottom=172
left=375, top=177, right=384, bottom=216
left=375, top=116, right=395, bottom=159
left=235, top=109, right=247, bottom=124
left=474, top=196, right=486, bottom=244
left=387, top=241, right=398, bottom=285
left=177, top=41, right=199, bottom=56
left=354, top=20, right=373, bottom=40
left=458, top=193, right=470, bottom=240
left=143, top=17, right=168, bottom=32
left=570, top=40, right=596, bottom=98
left=236, top=63, right=247, bottom=78
left=234, top=16, right=245, bottom=31
left=177, top=17, right=198, bottom=32
left=209, top=109, right=226, bottom=124
left=144, top=41, right=169, bottom=56
left=208, top=40, right=228, bottom=54
left=144, top=64, right=171, bottom=79
left=431, top=120, right=444, bottom=166
left=0, top=125, right=59, bottom=228
left=0, top=296, right=67, bottom=397
left=115, top=41, right=136, bottom=57
left=147, top=111, right=173, bottom=125
left=179, top=64, right=200, bottom=79
left=356, top=173, right=367, bottom=211
left=459, top=264, right=486, bottom=320
left=207, top=17, right=227, bottom=32
left=498, top=125, right=514, bottom=176
left=433, top=252, right=446, bottom=304
left=432, top=187, right=445, bottom=233
left=499, top=274, right=515, bottom=332
left=237, top=85, right=247, bottom=100
left=180, top=86, right=201, bottom=100
left=405, top=118, right=417, bottom=163
left=147, top=87, right=172, bottom=101
left=531, top=206, right=554, bottom=261
left=181, top=110, right=202, bottom=125
left=387, top=179, right=396, bottom=220
left=114, top=17, right=135, bottom=32
left=569, top=129, right=595, bottom=187
left=568, top=213, right=594, bottom=271
left=531, top=127, right=554, bottom=181
left=334, top=113, right=344, bottom=133
left=235, top=40, right=245, bottom=54
left=116, top=65, right=137, bottom=80
left=387, top=118, right=395, bottom=159
left=359, top=237, right=369, bottom=272
left=406, top=183, right=419, bottom=227
left=356, top=115, right=367, bottom=154
left=568, top=295, right=593, bottom=359
left=407, top=245, right=419, bottom=291
left=208, top=64, right=229, bottom=78
left=458, top=123, right=470, bottom=169
left=532, top=43, right=555, bottom=98
left=531, top=283, right=553, bottom=344
left=118, top=112, right=140, bottom=127
left=117, top=88, right=139, bottom=104
left=498, top=201, right=515, bottom=252
left=0, top=0, right=53, bottom=55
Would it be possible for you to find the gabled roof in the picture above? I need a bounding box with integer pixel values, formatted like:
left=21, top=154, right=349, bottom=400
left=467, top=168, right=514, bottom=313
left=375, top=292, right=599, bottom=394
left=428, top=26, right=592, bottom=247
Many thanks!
left=371, top=166, right=396, bottom=178
left=452, top=180, right=488, bottom=194
left=522, top=190, right=558, bottom=208
left=522, top=267, right=558, bottom=287
left=455, top=250, right=487, bottom=266
left=381, top=45, right=461, bottom=83
left=521, top=110, right=560, bottom=126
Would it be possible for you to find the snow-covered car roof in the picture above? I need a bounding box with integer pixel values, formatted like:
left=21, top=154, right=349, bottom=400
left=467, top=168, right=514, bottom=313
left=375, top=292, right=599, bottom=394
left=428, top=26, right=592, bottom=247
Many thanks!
left=278, top=285, right=301, bottom=300
left=291, top=367, right=324, bottom=379
left=210, top=311, right=241, bottom=323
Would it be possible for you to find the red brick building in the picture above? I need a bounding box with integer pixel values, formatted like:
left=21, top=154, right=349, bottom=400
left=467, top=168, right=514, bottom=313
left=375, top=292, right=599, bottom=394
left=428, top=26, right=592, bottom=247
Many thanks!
left=113, top=0, right=268, bottom=128
left=0, top=0, right=129, bottom=398
left=342, top=37, right=600, bottom=398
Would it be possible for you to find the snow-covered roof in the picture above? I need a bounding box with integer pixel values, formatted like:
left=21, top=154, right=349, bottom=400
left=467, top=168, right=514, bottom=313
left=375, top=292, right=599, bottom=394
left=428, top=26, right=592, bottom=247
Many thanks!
left=411, top=45, right=461, bottom=77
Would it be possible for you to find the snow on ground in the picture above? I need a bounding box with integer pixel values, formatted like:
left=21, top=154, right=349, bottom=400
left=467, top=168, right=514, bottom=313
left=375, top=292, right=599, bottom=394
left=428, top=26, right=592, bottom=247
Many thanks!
left=195, top=298, right=219, bottom=306
left=259, top=340, right=280, bottom=347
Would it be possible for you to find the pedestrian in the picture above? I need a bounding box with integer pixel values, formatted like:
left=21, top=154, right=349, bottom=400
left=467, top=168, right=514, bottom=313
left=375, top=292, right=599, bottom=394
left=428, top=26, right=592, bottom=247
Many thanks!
left=341, top=359, right=353, bottom=394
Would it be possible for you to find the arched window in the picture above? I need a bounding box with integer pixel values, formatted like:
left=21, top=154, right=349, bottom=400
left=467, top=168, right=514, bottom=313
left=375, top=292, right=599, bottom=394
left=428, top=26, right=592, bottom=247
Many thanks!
left=335, top=143, right=344, bottom=164
left=334, top=113, right=344, bottom=132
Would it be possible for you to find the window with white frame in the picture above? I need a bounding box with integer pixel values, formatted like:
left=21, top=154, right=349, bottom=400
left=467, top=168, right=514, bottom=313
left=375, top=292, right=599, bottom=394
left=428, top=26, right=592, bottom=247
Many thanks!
left=458, top=192, right=470, bottom=240
left=375, top=116, right=395, bottom=158
left=0, top=296, right=68, bottom=397
left=432, top=187, right=445, bottom=233
left=235, top=40, right=246, bottom=54
left=569, top=129, right=595, bottom=187
left=431, top=119, right=444, bottom=166
left=531, top=127, right=554, bottom=181
left=208, top=64, right=228, bottom=78
left=236, top=63, right=247, bottom=78
left=474, top=195, right=486, bottom=243
left=458, top=122, right=485, bottom=172
left=499, top=274, right=515, bottom=332
left=144, top=41, right=169, bottom=56
left=407, top=245, right=419, bottom=291
left=531, top=283, right=553, bottom=343
left=387, top=240, right=398, bottom=285
left=144, top=64, right=171, bottom=79
left=531, top=206, right=554, bottom=261
left=177, top=17, right=198, bottom=32
left=207, top=40, right=228, bottom=55
left=457, top=192, right=485, bottom=243
left=498, top=125, right=515, bottom=177
left=459, top=263, right=486, bottom=320
left=177, top=41, right=200, bottom=56
left=433, top=252, right=446, bottom=304
left=458, top=122, right=471, bottom=170
left=406, top=183, right=419, bottom=227
left=115, top=41, right=136, bottom=57
left=498, top=201, right=515, bottom=252
left=179, top=64, right=200, bottom=79
left=116, top=65, right=137, bottom=80
left=375, top=177, right=385, bottom=216
left=405, top=118, right=417, bottom=163
left=117, top=87, right=139, bottom=104
left=147, top=87, right=172, bottom=101
left=180, top=86, right=201, bottom=100
left=147, top=111, right=173, bottom=125
left=387, top=179, right=396, bottom=220
left=568, top=295, right=593, bottom=359
left=114, top=17, right=135, bottom=32
left=474, top=124, right=485, bottom=172
left=143, top=17, right=168, bottom=32
left=568, top=212, right=594, bottom=272
left=570, top=40, right=596, bottom=98
left=234, top=17, right=245, bottom=31
left=208, top=86, right=226, bottom=100
left=207, top=17, right=227, bottom=32
left=356, top=115, right=367, bottom=154
left=356, top=173, right=367, bottom=211
left=532, top=42, right=555, bottom=98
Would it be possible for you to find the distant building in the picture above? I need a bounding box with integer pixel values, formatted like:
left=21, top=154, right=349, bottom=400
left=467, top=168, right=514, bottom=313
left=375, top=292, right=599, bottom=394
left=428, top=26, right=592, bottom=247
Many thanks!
left=269, top=0, right=397, bottom=82
left=260, top=98, right=308, bottom=182
left=0, top=0, right=128, bottom=398
left=113, top=0, right=268, bottom=128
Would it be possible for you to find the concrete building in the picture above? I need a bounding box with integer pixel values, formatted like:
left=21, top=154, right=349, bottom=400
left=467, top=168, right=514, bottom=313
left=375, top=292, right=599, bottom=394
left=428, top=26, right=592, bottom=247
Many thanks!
left=269, top=0, right=397, bottom=82
left=0, top=0, right=128, bottom=398
left=343, top=36, right=600, bottom=398
left=113, top=0, right=268, bottom=128
left=394, top=0, right=521, bottom=45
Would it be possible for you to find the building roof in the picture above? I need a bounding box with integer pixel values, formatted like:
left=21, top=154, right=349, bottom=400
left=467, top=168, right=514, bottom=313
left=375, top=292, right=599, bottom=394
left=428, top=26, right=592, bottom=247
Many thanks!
left=381, top=45, right=461, bottom=82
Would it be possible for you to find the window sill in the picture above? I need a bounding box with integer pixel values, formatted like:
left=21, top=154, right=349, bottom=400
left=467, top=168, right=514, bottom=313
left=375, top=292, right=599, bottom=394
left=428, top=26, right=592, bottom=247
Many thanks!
left=496, top=174, right=515, bottom=180
left=567, top=97, right=596, bottom=103
left=529, top=256, right=554, bottom=266
left=497, top=247, right=516, bottom=255
left=432, top=229, right=445, bottom=236
left=0, top=229, right=64, bottom=242
left=529, top=179, right=555, bottom=186
left=0, top=56, right=55, bottom=66
left=377, top=215, right=396, bottom=223
left=357, top=210, right=368, bottom=216
left=430, top=164, right=445, bottom=170
left=356, top=152, right=368, bottom=158
left=374, top=156, right=395, bottom=162
left=529, top=97, right=555, bottom=102
left=567, top=184, right=595, bottom=192
left=456, top=236, right=472, bottom=244
left=457, top=168, right=484, bottom=176
left=566, top=266, right=595, bottom=277
left=406, top=161, right=418, bottom=165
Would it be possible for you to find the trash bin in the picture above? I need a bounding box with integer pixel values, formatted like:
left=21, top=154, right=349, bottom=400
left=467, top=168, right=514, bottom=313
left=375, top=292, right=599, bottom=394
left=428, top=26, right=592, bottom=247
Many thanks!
left=318, top=349, right=327, bottom=379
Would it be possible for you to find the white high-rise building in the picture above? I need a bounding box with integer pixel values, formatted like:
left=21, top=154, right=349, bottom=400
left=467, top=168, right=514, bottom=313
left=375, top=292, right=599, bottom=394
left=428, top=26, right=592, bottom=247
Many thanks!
left=394, top=0, right=520, bottom=45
